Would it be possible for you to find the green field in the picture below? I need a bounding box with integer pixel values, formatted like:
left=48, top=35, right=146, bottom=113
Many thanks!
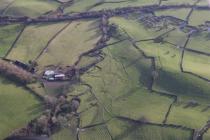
left=0, top=24, right=23, bottom=57
left=189, top=10, right=210, bottom=26
left=167, top=101, right=210, bottom=129
left=51, top=128, right=77, bottom=140
left=0, top=77, right=42, bottom=139
left=161, top=0, right=195, bottom=5
left=7, top=22, right=68, bottom=63
left=107, top=118, right=192, bottom=140
left=0, top=0, right=14, bottom=14
left=197, top=0, right=209, bottom=6
left=2, top=0, right=59, bottom=17
left=183, top=51, right=210, bottom=79
left=79, top=125, right=111, bottom=140
left=37, top=20, right=100, bottom=69
left=204, top=130, right=210, bottom=140
left=79, top=40, right=174, bottom=123
left=186, top=32, right=210, bottom=53
left=156, top=9, right=190, bottom=20
left=109, top=17, right=170, bottom=41
left=64, top=0, right=158, bottom=13
left=137, top=39, right=210, bottom=102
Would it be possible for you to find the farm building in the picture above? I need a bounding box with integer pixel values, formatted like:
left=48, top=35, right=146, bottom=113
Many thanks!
left=14, top=60, right=35, bottom=73
left=43, top=70, right=65, bottom=81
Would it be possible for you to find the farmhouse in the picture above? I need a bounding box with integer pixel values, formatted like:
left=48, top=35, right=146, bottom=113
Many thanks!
left=43, top=70, right=65, bottom=81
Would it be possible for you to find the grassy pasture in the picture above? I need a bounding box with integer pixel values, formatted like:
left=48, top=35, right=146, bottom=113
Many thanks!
left=186, top=32, right=210, bottom=54
left=80, top=39, right=173, bottom=123
left=0, top=77, right=42, bottom=139
left=91, top=0, right=158, bottom=11
left=161, top=0, right=195, bottom=5
left=189, top=10, right=210, bottom=26
left=137, top=41, right=210, bottom=102
left=204, top=130, right=210, bottom=140
left=65, top=0, right=158, bottom=13
left=197, top=0, right=209, bottom=6
left=167, top=101, right=210, bottom=129
left=109, top=17, right=170, bottom=41
left=79, top=125, right=112, bottom=140
left=79, top=106, right=101, bottom=127
left=77, top=92, right=97, bottom=116
left=51, top=128, right=76, bottom=140
left=155, top=9, right=190, bottom=20
left=0, top=24, right=23, bottom=57
left=51, top=116, right=78, bottom=140
left=3, top=0, right=59, bottom=17
left=183, top=51, right=210, bottom=79
left=107, top=118, right=192, bottom=140
left=164, top=29, right=188, bottom=46
left=64, top=0, right=100, bottom=13
left=27, top=82, right=46, bottom=97
left=0, top=0, right=14, bottom=14
left=79, top=105, right=110, bottom=127
left=7, top=22, right=68, bottom=63
left=108, top=17, right=210, bottom=102
left=112, top=88, right=173, bottom=122
left=2, top=1, right=210, bottom=139
left=37, top=20, right=100, bottom=69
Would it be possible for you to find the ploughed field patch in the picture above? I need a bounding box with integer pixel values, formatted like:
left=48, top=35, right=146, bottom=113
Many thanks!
left=2, top=0, right=210, bottom=140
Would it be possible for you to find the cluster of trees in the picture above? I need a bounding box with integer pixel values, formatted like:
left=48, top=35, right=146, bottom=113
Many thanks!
left=0, top=60, right=34, bottom=84
left=11, top=95, right=81, bottom=137
left=96, top=15, right=110, bottom=48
